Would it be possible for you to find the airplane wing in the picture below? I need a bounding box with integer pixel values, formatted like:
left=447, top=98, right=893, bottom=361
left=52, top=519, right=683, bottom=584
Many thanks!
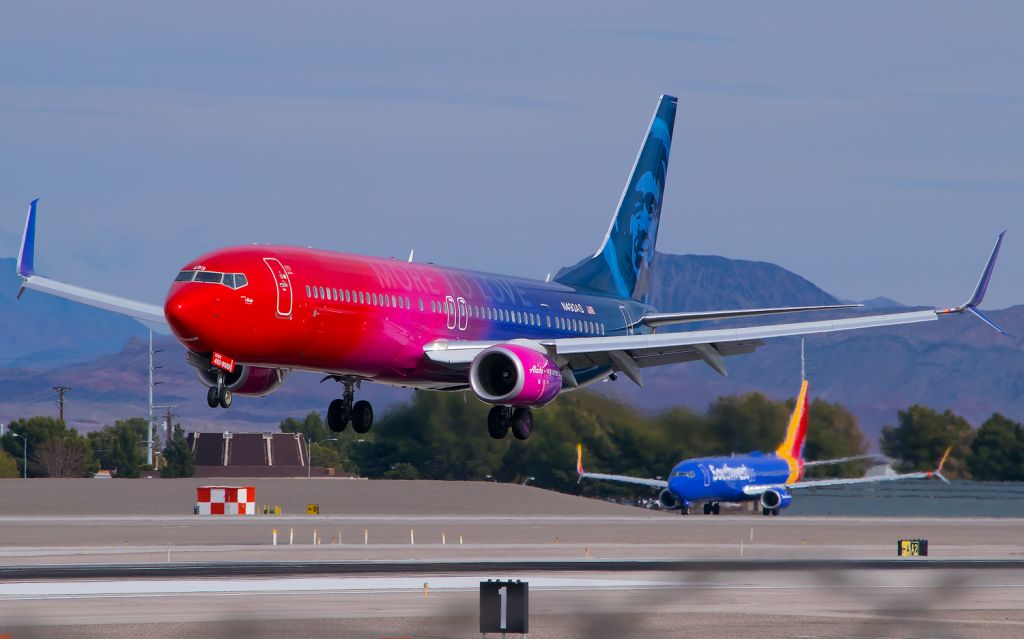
left=575, top=443, right=669, bottom=489
left=635, top=303, right=861, bottom=329
left=15, top=200, right=168, bottom=330
left=802, top=454, right=890, bottom=468
left=742, top=447, right=952, bottom=496
left=425, top=232, right=1007, bottom=382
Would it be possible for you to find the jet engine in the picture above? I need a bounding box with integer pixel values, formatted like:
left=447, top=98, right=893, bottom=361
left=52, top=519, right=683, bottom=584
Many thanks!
left=759, top=487, right=793, bottom=511
left=196, top=365, right=287, bottom=397
left=469, top=343, right=562, bottom=407
left=657, top=489, right=679, bottom=510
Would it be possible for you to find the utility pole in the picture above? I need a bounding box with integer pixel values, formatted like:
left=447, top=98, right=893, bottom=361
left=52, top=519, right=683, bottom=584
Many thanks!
left=147, top=330, right=166, bottom=466
left=52, top=386, right=70, bottom=422
left=148, top=329, right=153, bottom=466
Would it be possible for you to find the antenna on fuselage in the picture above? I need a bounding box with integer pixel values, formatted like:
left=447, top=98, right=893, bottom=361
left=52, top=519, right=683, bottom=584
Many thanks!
left=408, top=249, right=414, bottom=263
left=545, top=272, right=551, bottom=283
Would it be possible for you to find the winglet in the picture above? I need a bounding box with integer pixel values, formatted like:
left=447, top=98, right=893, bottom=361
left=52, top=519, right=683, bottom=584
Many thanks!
left=928, top=446, right=953, bottom=484
left=939, top=231, right=1007, bottom=334
left=17, top=198, right=39, bottom=279
left=576, top=443, right=585, bottom=481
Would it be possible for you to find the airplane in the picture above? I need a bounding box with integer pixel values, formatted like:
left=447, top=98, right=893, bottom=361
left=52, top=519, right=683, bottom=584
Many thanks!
left=14, top=95, right=1007, bottom=441
left=576, top=378, right=953, bottom=516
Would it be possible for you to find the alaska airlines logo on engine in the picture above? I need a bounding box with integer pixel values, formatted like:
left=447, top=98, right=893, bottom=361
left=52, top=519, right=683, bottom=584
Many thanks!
left=528, top=364, right=561, bottom=378
left=708, top=463, right=754, bottom=482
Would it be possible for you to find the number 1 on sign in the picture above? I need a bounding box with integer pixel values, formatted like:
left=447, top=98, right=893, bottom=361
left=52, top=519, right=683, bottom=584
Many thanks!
left=498, top=585, right=507, bottom=631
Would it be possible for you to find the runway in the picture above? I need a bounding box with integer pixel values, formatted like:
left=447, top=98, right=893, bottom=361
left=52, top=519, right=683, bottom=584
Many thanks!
left=2, top=479, right=1023, bottom=637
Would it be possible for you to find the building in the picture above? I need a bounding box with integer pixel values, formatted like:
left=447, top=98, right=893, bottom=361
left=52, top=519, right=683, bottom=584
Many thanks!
left=188, top=432, right=312, bottom=477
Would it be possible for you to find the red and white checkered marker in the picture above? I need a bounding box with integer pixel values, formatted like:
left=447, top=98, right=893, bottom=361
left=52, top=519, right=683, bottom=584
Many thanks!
left=195, top=485, right=256, bottom=515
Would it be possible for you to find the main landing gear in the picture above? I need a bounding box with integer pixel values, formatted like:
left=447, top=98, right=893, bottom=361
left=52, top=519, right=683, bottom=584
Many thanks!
left=206, top=371, right=232, bottom=409
left=762, top=507, right=780, bottom=516
left=702, top=502, right=721, bottom=516
left=326, top=377, right=373, bottom=434
left=487, top=406, right=533, bottom=441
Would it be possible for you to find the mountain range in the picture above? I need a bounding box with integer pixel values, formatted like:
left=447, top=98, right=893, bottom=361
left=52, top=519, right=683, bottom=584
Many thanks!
left=0, top=253, right=1020, bottom=443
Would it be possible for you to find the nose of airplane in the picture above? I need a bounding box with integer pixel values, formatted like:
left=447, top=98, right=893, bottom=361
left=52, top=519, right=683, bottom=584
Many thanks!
left=164, top=285, right=218, bottom=351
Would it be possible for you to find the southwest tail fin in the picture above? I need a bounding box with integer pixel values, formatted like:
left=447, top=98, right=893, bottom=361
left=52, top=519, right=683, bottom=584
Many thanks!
left=555, top=95, right=677, bottom=303
left=776, top=379, right=810, bottom=462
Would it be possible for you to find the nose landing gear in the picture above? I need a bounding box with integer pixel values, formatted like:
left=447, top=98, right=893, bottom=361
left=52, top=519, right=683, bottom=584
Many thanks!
left=326, top=376, right=373, bottom=433
left=206, top=371, right=232, bottom=409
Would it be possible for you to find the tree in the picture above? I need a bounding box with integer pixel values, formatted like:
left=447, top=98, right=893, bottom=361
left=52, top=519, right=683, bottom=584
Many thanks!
left=161, top=424, right=195, bottom=478
left=280, top=411, right=329, bottom=444
left=966, top=414, right=1024, bottom=482
left=309, top=442, right=341, bottom=470
left=802, top=398, right=869, bottom=478
left=1, top=416, right=78, bottom=477
left=32, top=437, right=93, bottom=478
left=0, top=449, right=19, bottom=478
left=88, top=419, right=148, bottom=477
left=879, top=405, right=974, bottom=479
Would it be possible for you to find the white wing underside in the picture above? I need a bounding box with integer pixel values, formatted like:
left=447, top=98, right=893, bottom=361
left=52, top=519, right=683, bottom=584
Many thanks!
left=743, top=470, right=932, bottom=496
left=20, top=274, right=167, bottom=331
left=579, top=472, right=668, bottom=489
left=424, top=310, right=939, bottom=373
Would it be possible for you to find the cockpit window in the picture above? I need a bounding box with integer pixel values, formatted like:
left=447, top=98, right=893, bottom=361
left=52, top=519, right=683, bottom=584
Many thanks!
left=179, top=270, right=249, bottom=289
left=194, top=271, right=222, bottom=284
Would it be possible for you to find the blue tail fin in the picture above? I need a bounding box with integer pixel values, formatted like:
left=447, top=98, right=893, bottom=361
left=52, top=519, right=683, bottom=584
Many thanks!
left=556, top=95, right=677, bottom=302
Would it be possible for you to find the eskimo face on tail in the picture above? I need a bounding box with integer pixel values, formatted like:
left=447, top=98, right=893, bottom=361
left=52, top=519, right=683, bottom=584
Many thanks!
left=555, top=95, right=676, bottom=303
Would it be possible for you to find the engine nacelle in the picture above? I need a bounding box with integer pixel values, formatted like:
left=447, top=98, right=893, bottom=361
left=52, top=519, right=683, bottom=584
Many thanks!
left=469, top=343, right=562, bottom=407
left=759, top=487, right=793, bottom=511
left=658, top=489, right=679, bottom=510
left=196, top=365, right=287, bottom=397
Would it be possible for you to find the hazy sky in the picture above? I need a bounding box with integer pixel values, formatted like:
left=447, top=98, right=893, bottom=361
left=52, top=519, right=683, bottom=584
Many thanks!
left=1, top=2, right=1021, bottom=309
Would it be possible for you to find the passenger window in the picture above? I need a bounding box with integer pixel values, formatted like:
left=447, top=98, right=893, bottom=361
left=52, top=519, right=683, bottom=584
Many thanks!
left=306, top=285, right=311, bottom=297
left=175, top=271, right=196, bottom=282
left=319, top=287, right=325, bottom=299
left=313, top=287, right=318, bottom=299
left=391, top=295, right=396, bottom=307
left=418, top=299, right=424, bottom=311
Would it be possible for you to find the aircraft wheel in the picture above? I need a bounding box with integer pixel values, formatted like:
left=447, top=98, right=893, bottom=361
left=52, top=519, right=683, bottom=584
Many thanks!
left=206, top=387, right=220, bottom=408
left=712, top=502, right=721, bottom=515
left=510, top=407, right=534, bottom=441
left=771, top=508, right=780, bottom=516
left=351, top=400, right=373, bottom=434
left=680, top=505, right=690, bottom=516
left=327, top=399, right=349, bottom=432
left=218, top=389, right=233, bottom=409
left=762, top=507, right=771, bottom=516
left=703, top=503, right=712, bottom=515
left=487, top=406, right=509, bottom=439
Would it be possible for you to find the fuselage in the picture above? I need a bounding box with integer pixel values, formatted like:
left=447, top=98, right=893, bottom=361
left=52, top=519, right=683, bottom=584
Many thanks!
left=666, top=453, right=802, bottom=503
left=164, top=245, right=654, bottom=389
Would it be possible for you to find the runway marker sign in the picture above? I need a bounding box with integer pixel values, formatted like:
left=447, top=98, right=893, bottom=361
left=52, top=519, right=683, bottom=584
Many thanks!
left=898, top=538, right=928, bottom=556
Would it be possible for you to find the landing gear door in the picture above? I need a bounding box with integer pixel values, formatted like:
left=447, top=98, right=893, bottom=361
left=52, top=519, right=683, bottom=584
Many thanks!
left=263, top=257, right=293, bottom=319
left=618, top=305, right=634, bottom=336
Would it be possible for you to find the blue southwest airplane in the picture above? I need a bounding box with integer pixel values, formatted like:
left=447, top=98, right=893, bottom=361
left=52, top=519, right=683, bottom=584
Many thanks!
left=577, top=379, right=952, bottom=516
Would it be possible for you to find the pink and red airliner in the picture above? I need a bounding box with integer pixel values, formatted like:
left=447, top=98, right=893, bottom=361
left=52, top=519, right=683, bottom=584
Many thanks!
left=15, top=95, right=1006, bottom=440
